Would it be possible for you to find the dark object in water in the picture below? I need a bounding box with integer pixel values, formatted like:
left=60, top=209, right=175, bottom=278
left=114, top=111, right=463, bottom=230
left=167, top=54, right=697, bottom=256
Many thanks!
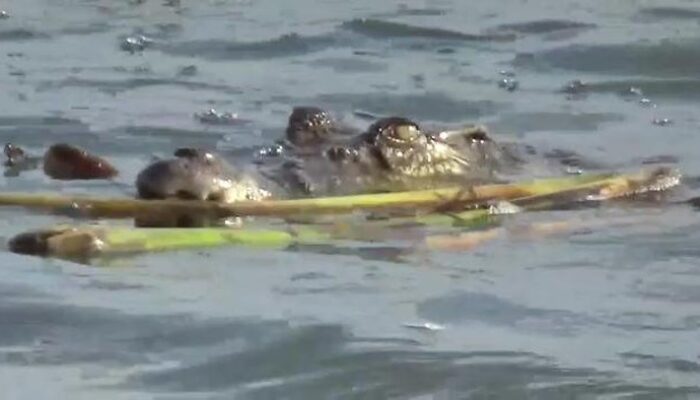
left=43, top=143, right=118, bottom=180
left=4, top=143, right=28, bottom=166
left=3, top=143, right=41, bottom=177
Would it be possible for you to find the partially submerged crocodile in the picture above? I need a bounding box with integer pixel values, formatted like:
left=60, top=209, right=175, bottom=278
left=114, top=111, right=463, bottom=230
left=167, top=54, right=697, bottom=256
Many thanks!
left=135, top=107, right=519, bottom=203
left=1, top=106, right=603, bottom=209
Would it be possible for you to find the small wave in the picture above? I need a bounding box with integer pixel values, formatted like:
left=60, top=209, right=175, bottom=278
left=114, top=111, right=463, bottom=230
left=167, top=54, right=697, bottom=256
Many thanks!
left=342, top=18, right=515, bottom=42
left=0, top=28, right=49, bottom=41
left=371, top=6, right=447, bottom=18
left=310, top=57, right=387, bottom=73
left=417, top=291, right=593, bottom=335
left=513, top=39, right=700, bottom=77
left=575, top=79, right=700, bottom=100
left=489, top=19, right=596, bottom=35
left=314, top=91, right=503, bottom=123
left=621, top=352, right=700, bottom=374
left=35, top=77, right=243, bottom=96
left=157, top=33, right=337, bottom=61
left=59, top=23, right=113, bottom=37
left=636, top=6, right=700, bottom=21
left=491, top=111, right=625, bottom=134
left=119, top=126, right=226, bottom=139
left=0, top=115, right=92, bottom=146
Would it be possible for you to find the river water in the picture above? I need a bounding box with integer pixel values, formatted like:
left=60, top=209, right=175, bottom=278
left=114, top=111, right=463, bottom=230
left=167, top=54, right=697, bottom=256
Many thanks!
left=1, top=0, right=700, bottom=398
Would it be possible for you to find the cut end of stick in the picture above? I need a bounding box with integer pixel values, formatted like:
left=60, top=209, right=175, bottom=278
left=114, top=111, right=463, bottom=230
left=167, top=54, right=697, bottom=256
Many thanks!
left=8, top=227, right=103, bottom=259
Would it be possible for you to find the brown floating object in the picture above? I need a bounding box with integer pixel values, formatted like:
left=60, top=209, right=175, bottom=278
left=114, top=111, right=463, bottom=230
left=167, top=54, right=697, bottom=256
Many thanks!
left=43, top=143, right=118, bottom=180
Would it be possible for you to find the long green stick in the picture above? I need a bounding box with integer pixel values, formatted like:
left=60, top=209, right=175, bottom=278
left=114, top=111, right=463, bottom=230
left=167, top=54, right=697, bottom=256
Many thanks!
left=8, top=225, right=333, bottom=261
left=0, top=167, right=679, bottom=219
left=7, top=167, right=681, bottom=261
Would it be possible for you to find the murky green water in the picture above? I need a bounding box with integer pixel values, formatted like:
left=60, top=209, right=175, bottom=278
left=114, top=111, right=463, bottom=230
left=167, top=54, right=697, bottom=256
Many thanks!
left=1, top=0, right=700, bottom=398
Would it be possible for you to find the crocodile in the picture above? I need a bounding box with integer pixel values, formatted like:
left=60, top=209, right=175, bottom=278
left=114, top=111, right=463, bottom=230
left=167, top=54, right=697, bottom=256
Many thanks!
left=135, top=108, right=518, bottom=203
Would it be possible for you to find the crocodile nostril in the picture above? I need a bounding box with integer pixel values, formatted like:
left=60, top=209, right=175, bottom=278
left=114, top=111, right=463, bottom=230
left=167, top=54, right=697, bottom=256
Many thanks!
left=465, top=130, right=491, bottom=143
left=206, top=192, right=224, bottom=202
left=174, top=190, right=200, bottom=200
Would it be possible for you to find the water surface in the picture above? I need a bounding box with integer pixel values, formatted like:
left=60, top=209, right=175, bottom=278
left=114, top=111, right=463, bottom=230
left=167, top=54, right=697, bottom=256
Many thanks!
left=1, top=0, right=700, bottom=398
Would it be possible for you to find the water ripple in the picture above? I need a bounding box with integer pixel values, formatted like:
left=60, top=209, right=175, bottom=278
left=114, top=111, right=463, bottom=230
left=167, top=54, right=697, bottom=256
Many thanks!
left=489, top=19, right=596, bottom=35
left=514, top=39, right=700, bottom=77
left=35, top=77, right=243, bottom=96
left=416, top=291, right=593, bottom=335
left=636, top=6, right=700, bottom=21
left=0, top=28, right=49, bottom=41
left=314, top=91, right=503, bottom=123
left=156, top=33, right=338, bottom=60
left=342, top=18, right=516, bottom=42
left=565, top=78, right=700, bottom=100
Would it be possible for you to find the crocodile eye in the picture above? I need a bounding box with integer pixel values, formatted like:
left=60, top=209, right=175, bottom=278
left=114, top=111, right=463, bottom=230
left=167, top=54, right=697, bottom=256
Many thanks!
left=392, top=124, right=420, bottom=142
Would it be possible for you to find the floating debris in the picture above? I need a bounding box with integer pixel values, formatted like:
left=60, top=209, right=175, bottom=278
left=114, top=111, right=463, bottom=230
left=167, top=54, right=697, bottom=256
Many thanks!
left=120, top=35, right=153, bottom=54
left=403, top=322, right=446, bottom=331
left=194, top=109, right=249, bottom=125
left=498, top=77, right=519, bottom=92
left=43, top=143, right=118, bottom=180
left=652, top=117, right=673, bottom=127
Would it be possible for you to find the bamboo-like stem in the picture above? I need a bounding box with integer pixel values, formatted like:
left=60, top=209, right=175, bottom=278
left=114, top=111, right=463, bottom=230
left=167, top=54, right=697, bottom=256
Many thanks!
left=8, top=225, right=332, bottom=261
left=7, top=167, right=681, bottom=261
left=0, top=167, right=679, bottom=219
